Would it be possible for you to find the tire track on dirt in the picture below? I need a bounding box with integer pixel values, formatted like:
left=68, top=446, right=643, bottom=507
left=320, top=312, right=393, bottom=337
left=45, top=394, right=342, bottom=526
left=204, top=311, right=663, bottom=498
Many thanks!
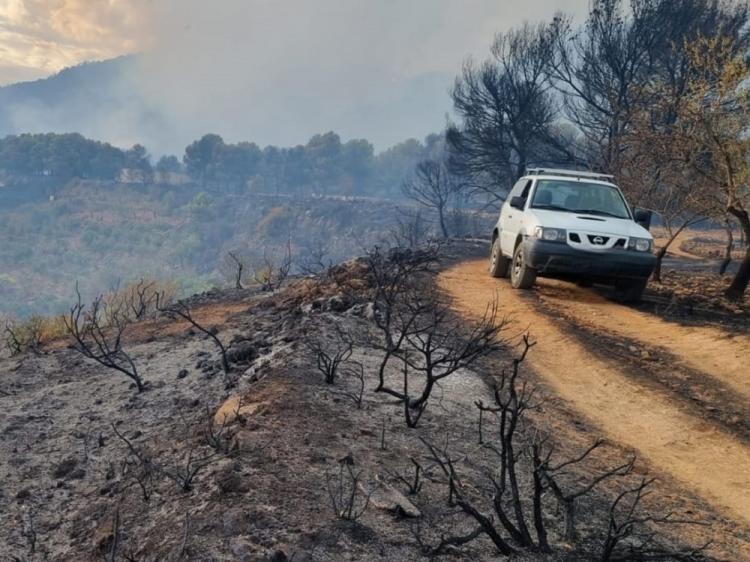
left=535, top=280, right=750, bottom=402
left=439, top=259, right=750, bottom=528
left=539, top=300, right=750, bottom=442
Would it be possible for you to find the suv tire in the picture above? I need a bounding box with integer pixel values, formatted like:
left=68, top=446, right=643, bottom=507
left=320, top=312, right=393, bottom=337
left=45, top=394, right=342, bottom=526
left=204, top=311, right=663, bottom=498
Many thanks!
left=510, top=243, right=537, bottom=289
left=615, top=278, right=647, bottom=303
left=489, top=237, right=510, bottom=278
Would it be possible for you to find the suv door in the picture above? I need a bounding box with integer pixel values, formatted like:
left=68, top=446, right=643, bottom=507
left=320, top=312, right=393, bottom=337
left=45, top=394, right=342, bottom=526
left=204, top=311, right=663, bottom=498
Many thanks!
left=500, top=179, right=532, bottom=256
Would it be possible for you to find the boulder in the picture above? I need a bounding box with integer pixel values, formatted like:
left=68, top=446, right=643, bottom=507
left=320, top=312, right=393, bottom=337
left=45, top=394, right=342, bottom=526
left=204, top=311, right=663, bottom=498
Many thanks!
left=359, top=476, right=421, bottom=518
left=52, top=457, right=78, bottom=479
left=227, top=342, right=258, bottom=364
left=326, top=294, right=350, bottom=312
left=223, top=508, right=249, bottom=537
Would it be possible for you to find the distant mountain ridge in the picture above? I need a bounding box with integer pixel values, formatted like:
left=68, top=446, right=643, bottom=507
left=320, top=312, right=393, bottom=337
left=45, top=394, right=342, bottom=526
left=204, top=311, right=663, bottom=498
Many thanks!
left=0, top=55, right=138, bottom=106
left=0, top=55, right=451, bottom=156
left=0, top=55, right=174, bottom=153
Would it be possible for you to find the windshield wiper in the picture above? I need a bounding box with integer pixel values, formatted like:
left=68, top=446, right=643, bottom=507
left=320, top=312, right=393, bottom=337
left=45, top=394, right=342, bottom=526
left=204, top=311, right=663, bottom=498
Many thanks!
left=573, top=208, right=627, bottom=219
left=533, top=204, right=576, bottom=213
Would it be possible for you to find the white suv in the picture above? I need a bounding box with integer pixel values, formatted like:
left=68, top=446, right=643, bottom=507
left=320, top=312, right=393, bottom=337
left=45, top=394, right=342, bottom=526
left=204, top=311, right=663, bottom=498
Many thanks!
left=489, top=168, right=656, bottom=302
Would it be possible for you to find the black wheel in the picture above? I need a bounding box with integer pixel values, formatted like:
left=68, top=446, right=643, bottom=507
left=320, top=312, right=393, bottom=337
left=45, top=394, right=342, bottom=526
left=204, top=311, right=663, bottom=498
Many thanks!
left=615, top=278, right=648, bottom=303
left=510, top=243, right=537, bottom=289
left=489, top=237, right=510, bottom=278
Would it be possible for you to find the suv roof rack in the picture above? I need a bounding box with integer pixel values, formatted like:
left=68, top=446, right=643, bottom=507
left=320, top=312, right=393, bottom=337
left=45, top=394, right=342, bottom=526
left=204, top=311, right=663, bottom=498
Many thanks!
left=525, top=168, right=615, bottom=181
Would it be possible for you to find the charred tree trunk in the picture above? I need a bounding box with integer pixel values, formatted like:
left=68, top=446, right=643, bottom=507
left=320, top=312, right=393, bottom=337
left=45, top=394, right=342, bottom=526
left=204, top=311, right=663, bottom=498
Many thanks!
left=727, top=245, right=750, bottom=299
left=652, top=223, right=688, bottom=284
left=411, top=377, right=434, bottom=410
left=726, top=209, right=750, bottom=300
left=652, top=245, right=668, bottom=284
left=562, top=498, right=577, bottom=542
left=375, top=349, right=406, bottom=400
left=531, top=466, right=551, bottom=552
left=719, top=218, right=734, bottom=275
left=437, top=203, right=449, bottom=239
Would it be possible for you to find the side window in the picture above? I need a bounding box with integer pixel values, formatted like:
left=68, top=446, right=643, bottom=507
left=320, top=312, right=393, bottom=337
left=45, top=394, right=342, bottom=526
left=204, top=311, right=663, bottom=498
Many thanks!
left=508, top=179, right=527, bottom=200
left=520, top=180, right=532, bottom=199
left=508, top=179, right=532, bottom=202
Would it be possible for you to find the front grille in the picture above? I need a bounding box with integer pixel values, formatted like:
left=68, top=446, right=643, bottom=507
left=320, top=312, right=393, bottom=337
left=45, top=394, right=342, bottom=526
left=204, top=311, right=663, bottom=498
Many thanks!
left=614, top=238, right=626, bottom=248
left=569, top=233, right=581, bottom=243
left=587, top=235, right=610, bottom=245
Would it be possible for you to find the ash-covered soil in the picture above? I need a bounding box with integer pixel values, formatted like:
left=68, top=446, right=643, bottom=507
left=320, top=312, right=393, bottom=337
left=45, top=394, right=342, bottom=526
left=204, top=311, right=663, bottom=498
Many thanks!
left=647, top=268, right=750, bottom=325
left=0, top=253, right=519, bottom=561
left=1, top=242, right=745, bottom=561
left=648, top=228, right=750, bottom=325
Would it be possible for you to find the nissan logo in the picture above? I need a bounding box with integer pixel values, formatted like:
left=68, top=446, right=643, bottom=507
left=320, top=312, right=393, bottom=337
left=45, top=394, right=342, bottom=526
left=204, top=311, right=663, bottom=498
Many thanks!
left=593, top=236, right=604, bottom=245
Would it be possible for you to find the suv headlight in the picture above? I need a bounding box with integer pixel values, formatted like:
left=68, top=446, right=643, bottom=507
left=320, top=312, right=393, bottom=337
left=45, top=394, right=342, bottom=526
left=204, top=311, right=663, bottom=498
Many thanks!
left=534, top=226, right=567, bottom=243
left=628, top=237, right=652, bottom=252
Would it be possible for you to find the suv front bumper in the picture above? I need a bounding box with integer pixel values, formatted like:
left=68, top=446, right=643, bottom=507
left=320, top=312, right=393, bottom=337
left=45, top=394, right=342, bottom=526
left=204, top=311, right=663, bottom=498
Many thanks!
left=523, top=239, right=656, bottom=280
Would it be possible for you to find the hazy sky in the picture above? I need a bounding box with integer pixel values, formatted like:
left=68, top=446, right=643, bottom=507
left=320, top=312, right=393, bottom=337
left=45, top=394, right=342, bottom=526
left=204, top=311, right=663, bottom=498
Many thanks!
left=0, top=0, right=149, bottom=84
left=0, top=1, right=591, bottom=151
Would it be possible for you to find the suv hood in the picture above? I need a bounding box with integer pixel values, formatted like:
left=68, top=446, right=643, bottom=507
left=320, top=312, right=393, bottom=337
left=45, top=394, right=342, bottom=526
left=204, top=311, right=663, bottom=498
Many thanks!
left=527, top=209, right=652, bottom=239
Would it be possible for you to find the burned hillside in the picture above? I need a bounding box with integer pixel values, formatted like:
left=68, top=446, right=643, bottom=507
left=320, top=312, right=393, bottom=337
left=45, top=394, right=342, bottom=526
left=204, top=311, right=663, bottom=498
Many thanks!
left=0, top=241, right=730, bottom=561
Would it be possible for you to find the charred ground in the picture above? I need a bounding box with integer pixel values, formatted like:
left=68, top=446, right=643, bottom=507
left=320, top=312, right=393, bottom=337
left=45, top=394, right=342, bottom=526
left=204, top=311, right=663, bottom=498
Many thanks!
left=0, top=241, right=746, bottom=561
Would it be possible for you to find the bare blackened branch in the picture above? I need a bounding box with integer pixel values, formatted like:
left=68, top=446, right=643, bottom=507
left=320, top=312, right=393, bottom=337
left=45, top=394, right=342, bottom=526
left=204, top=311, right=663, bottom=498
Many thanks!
left=401, top=353, right=428, bottom=428
left=328, top=361, right=366, bottom=408
left=365, top=243, right=441, bottom=399
left=390, top=207, right=431, bottom=249
left=201, top=405, right=237, bottom=455
left=161, top=441, right=220, bottom=493
left=252, top=240, right=293, bottom=292
left=298, top=241, right=332, bottom=276
left=389, top=457, right=423, bottom=496
left=107, top=505, right=120, bottom=562
left=4, top=321, right=24, bottom=356
left=418, top=332, right=705, bottom=558
left=326, top=455, right=371, bottom=521
left=111, top=423, right=156, bottom=502
left=64, top=284, right=144, bottom=392
left=398, top=291, right=505, bottom=411
left=228, top=252, right=245, bottom=289
left=535, top=436, right=635, bottom=542
left=402, top=159, right=466, bottom=238
left=157, top=298, right=230, bottom=374
left=160, top=414, right=221, bottom=493
left=601, top=477, right=711, bottom=561
left=305, top=322, right=354, bottom=385
left=123, top=279, right=159, bottom=320
left=420, top=437, right=516, bottom=556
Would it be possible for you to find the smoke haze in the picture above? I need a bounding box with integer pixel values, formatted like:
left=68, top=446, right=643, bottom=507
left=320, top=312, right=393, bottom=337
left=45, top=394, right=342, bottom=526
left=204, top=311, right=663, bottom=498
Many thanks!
left=0, top=0, right=589, bottom=154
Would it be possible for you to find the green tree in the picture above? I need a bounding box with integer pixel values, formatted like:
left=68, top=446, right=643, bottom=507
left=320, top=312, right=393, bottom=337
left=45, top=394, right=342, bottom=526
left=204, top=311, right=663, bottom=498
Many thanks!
left=155, top=155, right=182, bottom=174
left=125, top=144, right=153, bottom=183
left=188, top=191, right=213, bottom=221
left=183, top=134, right=225, bottom=185
left=305, top=132, right=344, bottom=193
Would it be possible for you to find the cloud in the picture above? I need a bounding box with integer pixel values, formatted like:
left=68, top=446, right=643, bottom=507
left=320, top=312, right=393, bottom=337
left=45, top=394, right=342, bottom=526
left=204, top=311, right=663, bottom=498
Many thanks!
left=0, top=0, right=150, bottom=81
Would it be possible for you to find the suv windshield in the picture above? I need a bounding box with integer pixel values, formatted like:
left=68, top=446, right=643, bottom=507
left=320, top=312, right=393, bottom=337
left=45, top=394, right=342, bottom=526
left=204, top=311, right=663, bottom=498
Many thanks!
left=530, top=179, right=631, bottom=219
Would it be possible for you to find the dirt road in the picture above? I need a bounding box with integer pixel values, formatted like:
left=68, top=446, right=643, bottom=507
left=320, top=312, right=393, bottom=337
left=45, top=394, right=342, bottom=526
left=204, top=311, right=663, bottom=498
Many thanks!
left=439, top=259, right=750, bottom=541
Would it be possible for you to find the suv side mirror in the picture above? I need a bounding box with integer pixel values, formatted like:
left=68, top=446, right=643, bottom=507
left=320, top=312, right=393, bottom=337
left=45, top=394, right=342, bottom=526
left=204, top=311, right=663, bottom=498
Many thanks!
left=509, top=196, right=526, bottom=210
left=633, top=208, right=652, bottom=230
